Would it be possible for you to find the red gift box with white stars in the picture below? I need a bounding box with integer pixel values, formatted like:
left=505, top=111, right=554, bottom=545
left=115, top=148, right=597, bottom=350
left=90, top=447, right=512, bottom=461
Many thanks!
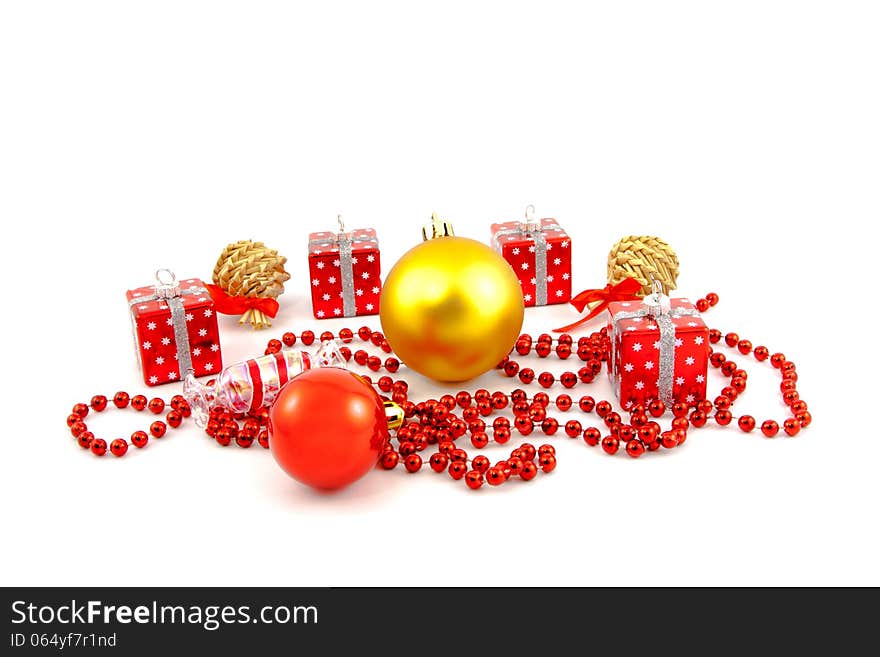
left=490, top=218, right=572, bottom=306
left=126, top=277, right=222, bottom=387
left=308, top=228, right=382, bottom=319
left=606, top=297, right=709, bottom=409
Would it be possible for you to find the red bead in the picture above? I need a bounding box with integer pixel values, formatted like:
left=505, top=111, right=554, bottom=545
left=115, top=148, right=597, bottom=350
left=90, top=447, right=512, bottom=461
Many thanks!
left=796, top=410, right=812, bottom=427
left=147, top=398, right=165, bottom=414
left=738, top=415, right=756, bottom=432
left=370, top=331, right=384, bottom=347
left=519, top=443, right=537, bottom=461
left=671, top=402, right=689, bottom=418
left=617, top=425, right=636, bottom=442
left=90, top=395, right=108, bottom=412
left=367, top=356, right=382, bottom=371
left=697, top=399, right=714, bottom=414
left=215, top=429, right=232, bottom=446
left=578, top=396, right=596, bottom=413
left=258, top=430, right=270, bottom=449
left=556, top=344, right=571, bottom=359
left=595, top=400, right=612, bottom=418
left=625, top=439, right=645, bottom=458
left=770, top=353, right=786, bottom=368
left=150, top=421, right=167, bottom=438
left=603, top=412, right=621, bottom=429
left=688, top=410, right=707, bottom=427
left=783, top=418, right=800, bottom=437
left=166, top=410, right=183, bottom=428
left=539, top=454, right=556, bottom=472
left=535, top=342, right=551, bottom=358
left=297, top=330, right=313, bottom=346
left=541, top=418, right=559, bottom=435
left=660, top=431, right=678, bottom=449
left=791, top=400, right=808, bottom=413
left=560, top=371, right=577, bottom=388
left=75, top=431, right=93, bottom=449
left=731, top=376, right=747, bottom=393
left=404, top=454, right=422, bottom=473
left=696, top=298, right=710, bottom=312
left=69, top=421, right=87, bottom=438
left=714, top=395, right=732, bottom=411
left=706, top=292, right=719, bottom=306
left=266, top=338, right=282, bottom=354
left=465, top=471, right=484, bottom=489
left=583, top=427, right=601, bottom=446
left=715, top=410, right=732, bottom=426
left=671, top=417, right=689, bottom=431
left=66, top=413, right=82, bottom=428
left=112, top=391, right=130, bottom=408
left=236, top=432, right=255, bottom=448
left=724, top=332, right=739, bottom=347
left=721, top=361, right=738, bottom=377
left=737, top=340, right=752, bottom=355
left=564, top=419, right=582, bottom=438
left=638, top=425, right=658, bottom=444
left=280, top=331, right=296, bottom=346
left=538, top=444, right=555, bottom=457
left=491, top=392, right=509, bottom=410
left=601, top=435, right=619, bottom=455
left=72, top=403, right=89, bottom=418
left=710, top=352, right=726, bottom=368
left=90, top=438, right=107, bottom=456
left=519, top=368, right=535, bottom=384
left=503, top=360, right=520, bottom=377
left=761, top=420, right=779, bottom=437
left=507, top=456, right=525, bottom=476
left=486, top=468, right=505, bottom=486
left=753, top=346, right=769, bottom=361
left=555, top=394, right=573, bottom=411
left=357, top=326, right=371, bottom=341
left=783, top=390, right=800, bottom=406
left=472, top=455, right=490, bottom=473
left=519, top=461, right=538, bottom=481
left=708, top=329, right=722, bottom=344
left=109, top=439, right=128, bottom=457
left=450, top=449, right=468, bottom=463
left=131, top=431, right=148, bottom=448
left=471, top=431, right=489, bottom=448
left=380, top=451, right=399, bottom=469
left=514, top=416, right=534, bottom=435
left=630, top=413, right=648, bottom=428
left=647, top=399, right=666, bottom=417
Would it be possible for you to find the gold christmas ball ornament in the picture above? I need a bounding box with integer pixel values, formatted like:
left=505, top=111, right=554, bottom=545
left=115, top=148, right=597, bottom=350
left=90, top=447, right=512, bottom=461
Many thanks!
left=607, top=235, right=679, bottom=296
left=380, top=214, right=525, bottom=383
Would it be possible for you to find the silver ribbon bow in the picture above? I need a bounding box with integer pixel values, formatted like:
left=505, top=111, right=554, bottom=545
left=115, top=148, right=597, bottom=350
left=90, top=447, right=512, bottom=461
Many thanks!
left=129, top=269, right=208, bottom=378
left=492, top=206, right=559, bottom=306
left=309, top=216, right=378, bottom=318
left=610, top=284, right=700, bottom=406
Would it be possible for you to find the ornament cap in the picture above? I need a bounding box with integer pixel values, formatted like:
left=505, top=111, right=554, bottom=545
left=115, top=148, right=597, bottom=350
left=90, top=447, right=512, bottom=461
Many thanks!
left=422, top=212, right=455, bottom=241
left=384, top=400, right=405, bottom=431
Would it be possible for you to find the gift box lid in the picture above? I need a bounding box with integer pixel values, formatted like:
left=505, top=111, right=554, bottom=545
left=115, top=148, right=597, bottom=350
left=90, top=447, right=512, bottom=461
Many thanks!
left=608, top=298, right=706, bottom=334
left=126, top=278, right=214, bottom=317
left=490, top=218, right=570, bottom=248
left=308, top=228, right=379, bottom=256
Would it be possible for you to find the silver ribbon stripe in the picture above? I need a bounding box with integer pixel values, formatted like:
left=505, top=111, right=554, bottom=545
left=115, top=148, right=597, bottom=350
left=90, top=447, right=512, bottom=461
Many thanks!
left=492, top=222, right=561, bottom=306
left=129, top=283, right=207, bottom=378
left=309, top=232, right=378, bottom=318
left=611, top=299, right=700, bottom=406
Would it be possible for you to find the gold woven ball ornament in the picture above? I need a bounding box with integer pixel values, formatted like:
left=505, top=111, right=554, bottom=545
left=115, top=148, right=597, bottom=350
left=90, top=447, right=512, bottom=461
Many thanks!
left=607, top=235, right=679, bottom=296
left=380, top=214, right=525, bottom=383
left=211, top=240, right=290, bottom=329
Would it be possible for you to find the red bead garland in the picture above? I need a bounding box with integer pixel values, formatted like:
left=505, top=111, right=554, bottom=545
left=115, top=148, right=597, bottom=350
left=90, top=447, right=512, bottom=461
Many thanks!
left=65, top=290, right=811, bottom=491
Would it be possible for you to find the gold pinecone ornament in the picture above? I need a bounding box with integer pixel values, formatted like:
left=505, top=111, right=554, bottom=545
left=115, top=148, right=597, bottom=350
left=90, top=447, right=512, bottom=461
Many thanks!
left=607, top=236, right=679, bottom=296
left=211, top=240, right=290, bottom=329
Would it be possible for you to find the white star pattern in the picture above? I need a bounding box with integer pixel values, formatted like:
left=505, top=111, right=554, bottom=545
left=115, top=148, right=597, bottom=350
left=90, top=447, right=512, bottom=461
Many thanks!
left=554, top=258, right=562, bottom=266
left=149, top=376, right=158, bottom=384
left=139, top=305, right=148, bottom=310
left=686, top=394, right=695, bottom=403
left=561, top=241, right=569, bottom=248
left=352, top=257, right=359, bottom=265
left=562, top=273, right=570, bottom=280
left=546, top=243, right=553, bottom=251
left=193, top=348, right=201, bottom=356
left=132, top=292, right=141, bottom=297
left=147, top=322, right=156, bottom=330
left=530, top=277, right=537, bottom=285
left=168, top=371, right=178, bottom=380
left=142, top=341, right=152, bottom=350
left=161, top=337, right=171, bottom=346
left=696, top=374, right=705, bottom=383
left=529, top=245, right=536, bottom=253
left=675, top=338, right=683, bottom=347
left=687, top=322, right=699, bottom=327
left=632, top=343, right=643, bottom=352
left=645, top=324, right=657, bottom=331
left=512, top=248, right=520, bottom=255
left=524, top=294, right=533, bottom=302
left=694, top=336, right=704, bottom=345
left=166, top=317, right=173, bottom=326
left=356, top=289, right=363, bottom=296
left=317, top=262, right=325, bottom=269
left=204, top=309, right=213, bottom=318
left=555, top=290, right=563, bottom=297
left=644, top=361, right=654, bottom=370
left=367, top=254, right=375, bottom=263
left=635, top=381, right=645, bottom=390
left=312, top=278, right=320, bottom=287
left=624, top=363, right=634, bottom=372
left=361, top=272, right=370, bottom=280
left=317, top=310, right=325, bottom=318
left=333, top=259, right=340, bottom=267
left=547, top=275, right=555, bottom=283
left=627, top=326, right=638, bottom=331
left=185, top=313, right=194, bottom=322
left=333, top=308, right=342, bottom=316
left=685, top=356, right=695, bottom=365
left=210, top=344, right=219, bottom=352
left=624, top=401, right=634, bottom=410
left=155, top=356, right=165, bottom=365
left=653, top=340, right=661, bottom=349
left=328, top=276, right=337, bottom=284
left=204, top=362, right=213, bottom=372
left=198, top=329, right=207, bottom=337
left=372, top=286, right=380, bottom=294
left=621, top=302, right=631, bottom=307
left=676, top=376, right=685, bottom=385
left=365, top=303, right=374, bottom=311
left=322, top=293, right=331, bottom=301
left=521, top=262, right=529, bottom=270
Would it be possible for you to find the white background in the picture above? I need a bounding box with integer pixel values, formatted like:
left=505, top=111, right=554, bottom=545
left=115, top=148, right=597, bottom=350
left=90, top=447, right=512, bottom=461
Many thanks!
left=1, top=1, right=876, bottom=586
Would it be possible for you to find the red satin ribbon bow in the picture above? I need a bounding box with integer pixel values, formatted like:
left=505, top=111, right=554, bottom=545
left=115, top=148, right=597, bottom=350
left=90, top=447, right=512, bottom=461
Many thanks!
left=554, top=277, right=643, bottom=332
left=205, top=284, right=280, bottom=318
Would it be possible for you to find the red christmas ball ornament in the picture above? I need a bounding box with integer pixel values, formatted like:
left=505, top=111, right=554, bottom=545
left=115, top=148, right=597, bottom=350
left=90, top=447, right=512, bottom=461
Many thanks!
left=269, top=368, right=388, bottom=490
